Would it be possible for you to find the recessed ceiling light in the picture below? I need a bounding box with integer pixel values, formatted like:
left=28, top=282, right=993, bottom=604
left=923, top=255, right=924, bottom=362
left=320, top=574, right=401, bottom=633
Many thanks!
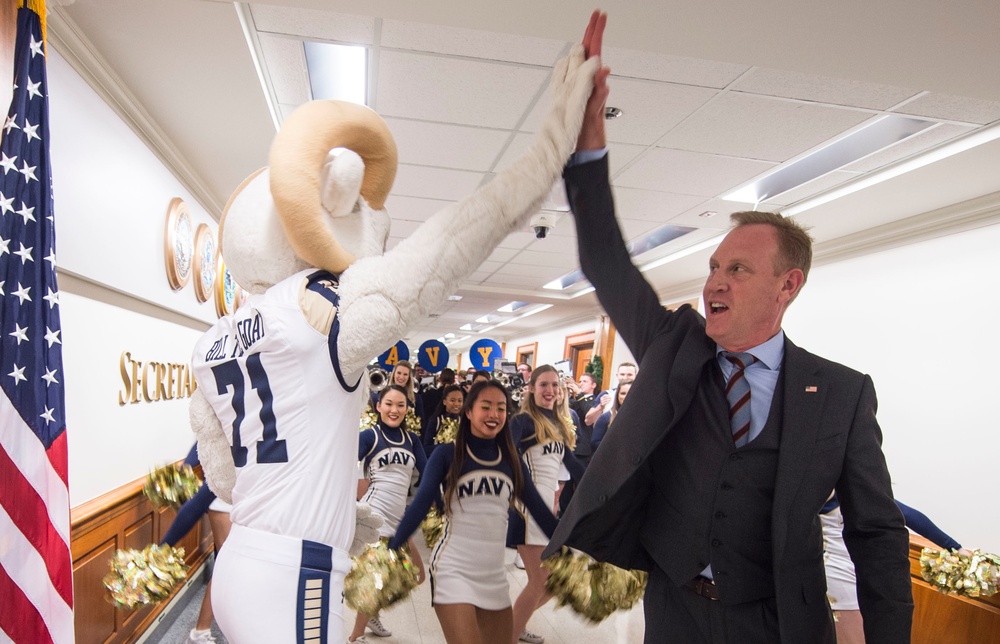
left=304, top=41, right=368, bottom=105
left=497, top=301, right=531, bottom=313
left=721, top=115, right=935, bottom=205
left=476, top=314, right=501, bottom=324
left=447, top=295, right=463, bottom=301
left=460, top=323, right=476, bottom=331
left=605, top=107, right=623, bottom=119
left=478, top=304, right=553, bottom=333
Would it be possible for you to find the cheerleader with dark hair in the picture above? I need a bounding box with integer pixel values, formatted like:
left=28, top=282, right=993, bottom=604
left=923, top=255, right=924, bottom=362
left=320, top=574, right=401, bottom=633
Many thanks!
left=349, top=384, right=428, bottom=643
left=421, top=384, right=465, bottom=458
left=389, top=380, right=557, bottom=644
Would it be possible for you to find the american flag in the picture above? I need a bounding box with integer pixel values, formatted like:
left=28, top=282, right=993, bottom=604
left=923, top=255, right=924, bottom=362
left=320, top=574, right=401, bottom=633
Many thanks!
left=0, top=2, right=75, bottom=643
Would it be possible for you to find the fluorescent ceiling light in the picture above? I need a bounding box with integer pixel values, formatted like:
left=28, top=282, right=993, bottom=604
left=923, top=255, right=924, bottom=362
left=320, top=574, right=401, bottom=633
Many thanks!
left=638, top=233, right=728, bottom=274
left=444, top=335, right=470, bottom=347
left=545, top=223, right=696, bottom=290
left=447, top=295, right=463, bottom=301
left=304, top=41, right=368, bottom=105
left=497, top=301, right=531, bottom=313
left=782, top=120, right=1000, bottom=217
left=478, top=304, right=553, bottom=333
left=722, top=115, right=936, bottom=205
left=476, top=313, right=501, bottom=324
left=460, top=323, right=476, bottom=331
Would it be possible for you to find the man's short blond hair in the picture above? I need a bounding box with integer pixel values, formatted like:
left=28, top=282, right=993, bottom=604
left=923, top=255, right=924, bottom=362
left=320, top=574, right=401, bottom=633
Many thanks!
left=730, top=211, right=813, bottom=283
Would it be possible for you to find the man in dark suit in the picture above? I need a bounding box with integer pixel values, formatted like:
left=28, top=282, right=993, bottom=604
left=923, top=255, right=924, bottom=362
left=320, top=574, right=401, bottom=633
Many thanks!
left=544, top=12, right=912, bottom=643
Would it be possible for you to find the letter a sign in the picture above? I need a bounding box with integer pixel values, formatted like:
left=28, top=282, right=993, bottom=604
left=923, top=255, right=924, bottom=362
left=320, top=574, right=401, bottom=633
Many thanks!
left=377, top=340, right=410, bottom=370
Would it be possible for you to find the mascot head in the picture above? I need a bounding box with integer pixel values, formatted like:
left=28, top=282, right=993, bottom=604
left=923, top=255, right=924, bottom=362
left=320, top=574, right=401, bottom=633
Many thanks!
left=219, top=100, right=398, bottom=294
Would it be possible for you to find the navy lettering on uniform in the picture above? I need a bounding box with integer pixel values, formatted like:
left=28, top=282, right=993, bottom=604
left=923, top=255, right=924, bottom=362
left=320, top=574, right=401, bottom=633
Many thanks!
left=205, top=335, right=229, bottom=362
left=542, top=442, right=565, bottom=455
left=233, top=311, right=266, bottom=358
left=211, top=354, right=288, bottom=467
left=377, top=451, right=412, bottom=468
left=458, top=475, right=512, bottom=498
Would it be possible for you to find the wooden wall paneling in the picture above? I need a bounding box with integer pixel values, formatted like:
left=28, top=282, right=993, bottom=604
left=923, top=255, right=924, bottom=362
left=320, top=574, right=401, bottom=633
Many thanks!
left=71, top=468, right=216, bottom=643
left=73, top=537, right=119, bottom=644
left=908, top=535, right=1000, bottom=643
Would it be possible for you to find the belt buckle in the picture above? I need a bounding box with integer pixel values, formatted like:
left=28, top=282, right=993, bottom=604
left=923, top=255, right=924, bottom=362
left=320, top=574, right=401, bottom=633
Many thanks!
left=691, top=576, right=719, bottom=601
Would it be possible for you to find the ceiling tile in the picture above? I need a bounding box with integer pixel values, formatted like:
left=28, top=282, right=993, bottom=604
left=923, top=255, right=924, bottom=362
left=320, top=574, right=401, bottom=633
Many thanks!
left=387, top=218, right=422, bottom=237
left=250, top=4, right=375, bottom=43
left=511, top=249, right=579, bottom=269
left=519, top=76, right=718, bottom=145
left=482, top=273, right=534, bottom=288
left=493, top=132, right=647, bottom=176
left=384, top=117, right=513, bottom=171
left=492, top=262, right=565, bottom=279
left=385, top=195, right=456, bottom=222
left=524, top=233, right=578, bottom=255
left=258, top=34, right=311, bottom=105
left=730, top=68, right=918, bottom=110
left=603, top=46, right=749, bottom=88
left=894, top=93, right=1000, bottom=125
left=615, top=148, right=775, bottom=197
left=376, top=50, right=549, bottom=128
left=843, top=123, right=976, bottom=173
left=476, top=260, right=505, bottom=274
left=391, top=164, right=485, bottom=200
left=381, top=19, right=567, bottom=66
left=667, top=199, right=757, bottom=229
left=488, top=247, right=519, bottom=263
left=658, top=93, right=872, bottom=162
left=498, top=231, right=542, bottom=250
left=610, top=186, right=707, bottom=223
left=465, top=271, right=492, bottom=284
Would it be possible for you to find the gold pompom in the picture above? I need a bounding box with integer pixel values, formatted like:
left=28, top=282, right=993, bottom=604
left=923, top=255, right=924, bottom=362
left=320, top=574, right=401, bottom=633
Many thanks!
left=143, top=464, right=200, bottom=508
left=420, top=507, right=445, bottom=548
left=434, top=417, right=459, bottom=444
left=344, top=541, right=420, bottom=615
left=404, top=409, right=422, bottom=436
left=360, top=409, right=379, bottom=431
left=921, top=547, right=1000, bottom=598
left=103, top=544, right=188, bottom=608
left=543, top=547, right=647, bottom=622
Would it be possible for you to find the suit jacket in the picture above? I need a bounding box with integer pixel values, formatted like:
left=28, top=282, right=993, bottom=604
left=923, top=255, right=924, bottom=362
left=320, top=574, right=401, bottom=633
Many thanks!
left=544, top=156, right=913, bottom=643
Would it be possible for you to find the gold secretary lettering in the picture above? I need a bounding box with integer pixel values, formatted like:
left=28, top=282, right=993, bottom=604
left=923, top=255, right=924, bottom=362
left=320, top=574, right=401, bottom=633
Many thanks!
left=118, top=350, right=198, bottom=405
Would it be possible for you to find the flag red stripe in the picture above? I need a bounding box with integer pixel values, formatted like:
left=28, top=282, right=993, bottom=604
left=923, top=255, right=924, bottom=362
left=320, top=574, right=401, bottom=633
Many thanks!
left=0, top=562, right=56, bottom=644
left=46, top=429, right=69, bottom=487
left=0, top=442, right=73, bottom=606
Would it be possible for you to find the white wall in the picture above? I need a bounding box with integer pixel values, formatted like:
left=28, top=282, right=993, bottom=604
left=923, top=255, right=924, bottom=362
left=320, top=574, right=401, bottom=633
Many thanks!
left=784, top=222, right=1000, bottom=553
left=47, top=51, right=215, bottom=504
left=60, top=292, right=203, bottom=506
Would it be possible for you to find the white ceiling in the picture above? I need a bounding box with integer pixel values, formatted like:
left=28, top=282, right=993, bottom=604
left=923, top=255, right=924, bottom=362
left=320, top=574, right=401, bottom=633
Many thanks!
left=49, top=0, right=1000, bottom=352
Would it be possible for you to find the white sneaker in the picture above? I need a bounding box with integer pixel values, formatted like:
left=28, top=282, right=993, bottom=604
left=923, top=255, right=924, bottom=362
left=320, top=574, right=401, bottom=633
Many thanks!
left=367, top=616, right=391, bottom=637
left=347, top=637, right=371, bottom=644
left=519, top=628, right=545, bottom=643
left=187, top=628, right=216, bottom=644
left=514, top=553, right=525, bottom=569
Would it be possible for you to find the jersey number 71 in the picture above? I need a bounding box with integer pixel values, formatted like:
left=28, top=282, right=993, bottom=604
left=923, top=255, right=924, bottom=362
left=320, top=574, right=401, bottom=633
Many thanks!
left=211, top=354, right=289, bottom=466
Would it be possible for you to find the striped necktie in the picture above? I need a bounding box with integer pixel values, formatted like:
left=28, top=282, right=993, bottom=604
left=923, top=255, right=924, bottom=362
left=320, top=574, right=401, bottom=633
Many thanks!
left=723, top=352, right=758, bottom=447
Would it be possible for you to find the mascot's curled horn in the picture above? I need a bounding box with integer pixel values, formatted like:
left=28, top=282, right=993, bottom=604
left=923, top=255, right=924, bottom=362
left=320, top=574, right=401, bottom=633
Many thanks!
left=187, top=44, right=597, bottom=642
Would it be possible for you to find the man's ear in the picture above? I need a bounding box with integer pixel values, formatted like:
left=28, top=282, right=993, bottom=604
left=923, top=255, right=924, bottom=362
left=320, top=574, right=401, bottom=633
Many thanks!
left=779, top=268, right=806, bottom=303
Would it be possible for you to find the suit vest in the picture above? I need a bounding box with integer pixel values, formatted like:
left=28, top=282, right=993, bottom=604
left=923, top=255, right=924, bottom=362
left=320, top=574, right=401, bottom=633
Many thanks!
left=640, top=360, right=784, bottom=605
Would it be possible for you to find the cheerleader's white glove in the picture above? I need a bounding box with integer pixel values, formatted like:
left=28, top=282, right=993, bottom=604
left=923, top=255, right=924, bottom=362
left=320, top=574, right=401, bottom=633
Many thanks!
left=351, top=502, right=385, bottom=557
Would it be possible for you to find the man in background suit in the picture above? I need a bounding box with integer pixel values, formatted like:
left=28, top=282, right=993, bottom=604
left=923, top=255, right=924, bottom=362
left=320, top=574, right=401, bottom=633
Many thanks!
left=544, top=12, right=912, bottom=643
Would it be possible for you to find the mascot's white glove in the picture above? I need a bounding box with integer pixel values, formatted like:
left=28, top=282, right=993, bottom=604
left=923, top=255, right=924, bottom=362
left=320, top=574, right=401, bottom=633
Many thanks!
left=189, top=388, right=236, bottom=503
left=351, top=502, right=385, bottom=557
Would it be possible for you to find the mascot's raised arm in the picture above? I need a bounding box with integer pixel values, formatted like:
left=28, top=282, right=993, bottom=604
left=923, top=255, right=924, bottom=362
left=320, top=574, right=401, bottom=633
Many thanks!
left=187, top=44, right=597, bottom=642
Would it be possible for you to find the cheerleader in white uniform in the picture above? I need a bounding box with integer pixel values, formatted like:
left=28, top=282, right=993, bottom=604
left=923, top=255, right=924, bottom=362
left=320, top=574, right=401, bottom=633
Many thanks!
left=508, top=365, right=585, bottom=644
left=389, top=380, right=558, bottom=644
left=349, top=385, right=427, bottom=643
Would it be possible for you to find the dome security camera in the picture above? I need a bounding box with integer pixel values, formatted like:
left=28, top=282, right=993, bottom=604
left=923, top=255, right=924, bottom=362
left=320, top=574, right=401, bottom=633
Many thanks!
left=530, top=212, right=561, bottom=239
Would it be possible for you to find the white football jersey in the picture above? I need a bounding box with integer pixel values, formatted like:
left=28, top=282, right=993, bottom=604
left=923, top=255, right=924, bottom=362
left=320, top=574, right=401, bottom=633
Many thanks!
left=192, top=269, right=366, bottom=550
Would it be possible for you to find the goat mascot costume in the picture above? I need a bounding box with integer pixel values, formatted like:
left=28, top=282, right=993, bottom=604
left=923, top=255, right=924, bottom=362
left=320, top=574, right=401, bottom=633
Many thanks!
left=188, top=45, right=597, bottom=642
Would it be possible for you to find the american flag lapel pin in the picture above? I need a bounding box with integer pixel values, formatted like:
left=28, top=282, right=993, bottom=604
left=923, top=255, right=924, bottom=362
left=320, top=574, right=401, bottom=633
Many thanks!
left=805, top=386, right=818, bottom=393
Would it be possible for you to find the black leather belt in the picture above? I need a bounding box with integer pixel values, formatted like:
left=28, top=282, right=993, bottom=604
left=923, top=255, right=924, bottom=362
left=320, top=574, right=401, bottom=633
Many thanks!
left=683, top=576, right=720, bottom=601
